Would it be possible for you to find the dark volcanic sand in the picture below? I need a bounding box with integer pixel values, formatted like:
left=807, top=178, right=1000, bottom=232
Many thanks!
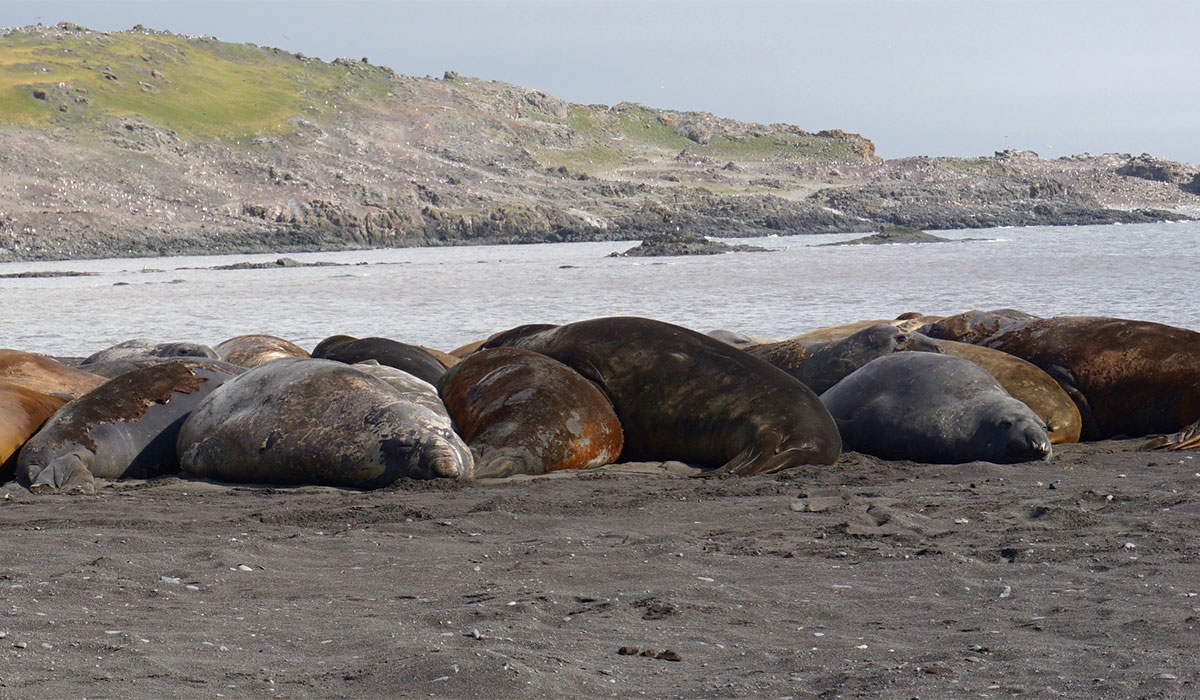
left=1, top=440, right=1197, bottom=699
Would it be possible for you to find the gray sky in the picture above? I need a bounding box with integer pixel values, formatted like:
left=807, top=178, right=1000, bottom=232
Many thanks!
left=6, top=0, right=1198, bottom=163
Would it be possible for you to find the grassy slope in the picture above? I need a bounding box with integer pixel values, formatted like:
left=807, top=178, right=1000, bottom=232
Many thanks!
left=0, top=27, right=393, bottom=139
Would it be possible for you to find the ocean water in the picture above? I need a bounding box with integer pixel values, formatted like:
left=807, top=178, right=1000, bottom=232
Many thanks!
left=2, top=221, right=1197, bottom=357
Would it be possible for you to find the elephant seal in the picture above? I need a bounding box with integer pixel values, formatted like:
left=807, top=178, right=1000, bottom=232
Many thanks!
left=789, top=313, right=943, bottom=344
left=83, top=339, right=217, bottom=365
left=75, top=357, right=246, bottom=380
left=944, top=316, right=1200, bottom=441
left=706, top=330, right=778, bottom=348
left=917, top=309, right=1041, bottom=345
left=437, top=347, right=624, bottom=478
left=482, top=316, right=841, bottom=474
left=349, top=360, right=448, bottom=417
left=177, top=358, right=472, bottom=488
left=1, top=380, right=70, bottom=482
left=932, top=339, right=1082, bottom=444
left=311, top=335, right=446, bottom=385
left=0, top=349, right=106, bottom=398
left=745, top=324, right=944, bottom=394
left=215, top=334, right=309, bottom=368
left=820, top=353, right=1052, bottom=464
left=17, top=360, right=243, bottom=494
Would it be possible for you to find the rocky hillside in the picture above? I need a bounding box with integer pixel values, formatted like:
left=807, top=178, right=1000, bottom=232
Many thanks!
left=1, top=23, right=1198, bottom=262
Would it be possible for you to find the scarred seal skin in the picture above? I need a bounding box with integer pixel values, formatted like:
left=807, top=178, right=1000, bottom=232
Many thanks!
left=0, top=380, right=70, bottom=482
left=214, top=334, right=309, bottom=368
left=16, top=360, right=243, bottom=494
left=746, top=324, right=944, bottom=395
left=0, top=348, right=106, bottom=397
left=820, top=352, right=1053, bottom=465
left=482, top=316, right=841, bottom=475
left=177, top=358, right=472, bottom=488
left=928, top=316, right=1200, bottom=441
left=437, top=347, right=624, bottom=478
left=311, top=335, right=447, bottom=385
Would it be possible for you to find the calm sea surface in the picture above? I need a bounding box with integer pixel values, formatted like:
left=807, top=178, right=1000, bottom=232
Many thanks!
left=2, top=221, right=1197, bottom=357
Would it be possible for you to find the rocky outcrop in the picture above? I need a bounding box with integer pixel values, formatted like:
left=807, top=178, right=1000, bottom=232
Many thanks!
left=608, top=231, right=769, bottom=257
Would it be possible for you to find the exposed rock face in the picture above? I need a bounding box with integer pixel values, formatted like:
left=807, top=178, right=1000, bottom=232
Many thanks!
left=0, top=24, right=1196, bottom=263
left=608, top=231, right=769, bottom=257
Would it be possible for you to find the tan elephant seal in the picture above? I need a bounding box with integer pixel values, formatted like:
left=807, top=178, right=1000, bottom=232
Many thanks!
left=1, top=380, right=71, bottom=482
left=0, top=349, right=106, bottom=397
left=437, top=347, right=623, bottom=478
left=214, top=334, right=309, bottom=368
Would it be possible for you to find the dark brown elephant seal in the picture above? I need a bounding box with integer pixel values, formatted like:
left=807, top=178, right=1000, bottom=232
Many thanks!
left=932, top=340, right=1082, bottom=444
left=820, top=353, right=1052, bottom=464
left=745, top=324, right=943, bottom=394
left=177, top=358, right=472, bottom=487
left=482, top=316, right=841, bottom=474
left=215, top=334, right=309, bottom=368
left=917, top=309, right=1041, bottom=345
left=17, top=360, right=243, bottom=494
left=0, top=348, right=106, bottom=398
left=934, top=316, right=1200, bottom=441
left=1, top=380, right=70, bottom=482
left=311, top=335, right=446, bottom=385
left=437, top=347, right=624, bottom=478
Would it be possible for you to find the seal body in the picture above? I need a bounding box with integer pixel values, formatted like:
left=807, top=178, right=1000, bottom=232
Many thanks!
left=349, top=360, right=449, bottom=417
left=437, top=347, right=624, bottom=477
left=933, top=339, right=1082, bottom=444
left=820, top=352, right=1052, bottom=464
left=0, top=348, right=106, bottom=397
left=17, top=360, right=242, bottom=494
left=789, top=313, right=943, bottom=344
left=83, top=339, right=217, bottom=365
left=312, top=335, right=447, bottom=385
left=746, top=324, right=943, bottom=394
left=917, top=309, right=1041, bottom=345
left=483, top=316, right=841, bottom=474
left=215, top=334, right=309, bottom=368
left=0, top=380, right=70, bottom=482
left=957, top=317, right=1200, bottom=440
left=177, top=358, right=472, bottom=488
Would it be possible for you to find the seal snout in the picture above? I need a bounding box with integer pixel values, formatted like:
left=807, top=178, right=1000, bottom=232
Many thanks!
left=1009, top=425, right=1053, bottom=463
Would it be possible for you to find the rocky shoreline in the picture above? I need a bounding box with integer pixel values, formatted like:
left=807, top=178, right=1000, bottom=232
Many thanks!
left=1, top=24, right=1198, bottom=264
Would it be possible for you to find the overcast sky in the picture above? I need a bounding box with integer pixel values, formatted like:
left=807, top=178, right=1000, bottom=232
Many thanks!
left=6, top=0, right=1198, bottom=163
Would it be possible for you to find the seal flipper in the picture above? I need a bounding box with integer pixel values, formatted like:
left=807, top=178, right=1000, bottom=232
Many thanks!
left=1143, top=418, right=1200, bottom=451
left=27, top=450, right=96, bottom=495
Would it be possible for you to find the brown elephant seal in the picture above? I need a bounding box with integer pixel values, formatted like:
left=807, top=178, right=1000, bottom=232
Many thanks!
left=917, top=309, right=1041, bottom=345
left=745, top=324, right=944, bottom=394
left=943, top=316, right=1200, bottom=441
left=482, top=316, right=841, bottom=474
left=706, top=330, right=778, bottom=348
left=214, top=334, right=309, bottom=368
left=789, top=313, right=943, bottom=344
left=820, top=353, right=1052, bottom=464
left=177, top=358, right=472, bottom=488
left=311, top=335, right=446, bottom=385
left=437, top=347, right=624, bottom=478
left=0, top=349, right=106, bottom=398
left=1, top=380, right=70, bottom=482
left=932, top=339, right=1082, bottom=444
left=17, top=360, right=243, bottom=494
left=83, top=339, right=217, bottom=364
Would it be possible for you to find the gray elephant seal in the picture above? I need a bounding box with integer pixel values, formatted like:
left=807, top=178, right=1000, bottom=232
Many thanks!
left=177, top=358, right=472, bottom=488
left=482, top=316, right=841, bottom=475
left=820, top=352, right=1052, bottom=464
left=311, top=335, right=447, bottom=385
left=17, top=360, right=243, bottom=494
left=83, top=339, right=217, bottom=365
left=746, top=324, right=944, bottom=394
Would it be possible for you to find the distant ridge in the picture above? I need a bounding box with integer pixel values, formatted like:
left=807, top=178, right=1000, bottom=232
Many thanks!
left=0, top=23, right=1196, bottom=262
